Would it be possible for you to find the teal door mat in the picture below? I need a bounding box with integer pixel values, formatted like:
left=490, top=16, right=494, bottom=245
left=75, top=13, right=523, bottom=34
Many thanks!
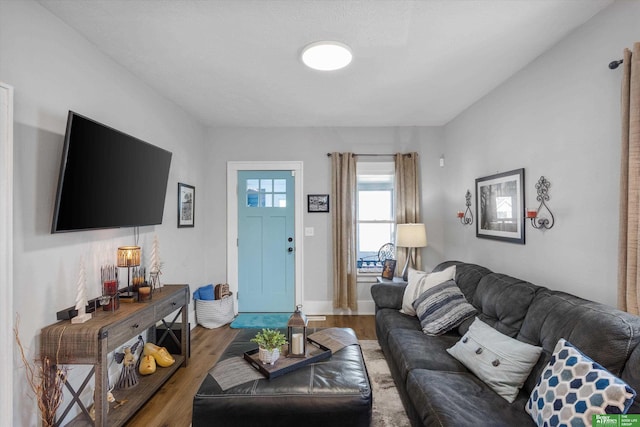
left=230, top=312, right=292, bottom=329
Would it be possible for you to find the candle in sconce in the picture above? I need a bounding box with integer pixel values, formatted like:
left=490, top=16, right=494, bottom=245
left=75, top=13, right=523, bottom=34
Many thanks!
left=456, top=211, right=464, bottom=218
left=526, top=209, right=537, bottom=219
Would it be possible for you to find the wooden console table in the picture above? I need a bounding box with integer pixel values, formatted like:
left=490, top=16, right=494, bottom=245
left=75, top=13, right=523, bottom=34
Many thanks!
left=40, top=284, right=189, bottom=427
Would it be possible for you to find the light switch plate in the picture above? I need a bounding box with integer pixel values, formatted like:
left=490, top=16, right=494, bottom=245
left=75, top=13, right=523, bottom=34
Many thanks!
left=305, top=227, right=314, bottom=236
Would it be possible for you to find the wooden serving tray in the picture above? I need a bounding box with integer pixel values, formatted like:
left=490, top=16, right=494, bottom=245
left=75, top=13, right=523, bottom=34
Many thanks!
left=243, top=340, right=331, bottom=379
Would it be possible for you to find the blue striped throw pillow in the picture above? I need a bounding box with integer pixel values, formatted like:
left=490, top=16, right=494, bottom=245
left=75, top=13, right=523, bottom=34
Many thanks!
left=413, top=279, right=476, bottom=336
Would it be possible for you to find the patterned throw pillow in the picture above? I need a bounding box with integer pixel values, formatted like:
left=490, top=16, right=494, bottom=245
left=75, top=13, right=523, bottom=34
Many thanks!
left=412, top=279, right=476, bottom=336
left=526, top=338, right=636, bottom=426
left=400, top=266, right=456, bottom=316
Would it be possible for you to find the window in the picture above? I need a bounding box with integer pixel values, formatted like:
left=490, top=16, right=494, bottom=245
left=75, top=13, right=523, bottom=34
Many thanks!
left=245, top=178, right=287, bottom=207
left=356, top=162, right=395, bottom=272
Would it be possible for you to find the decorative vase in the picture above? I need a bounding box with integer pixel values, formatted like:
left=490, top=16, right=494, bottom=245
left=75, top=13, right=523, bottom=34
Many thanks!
left=258, top=347, right=280, bottom=365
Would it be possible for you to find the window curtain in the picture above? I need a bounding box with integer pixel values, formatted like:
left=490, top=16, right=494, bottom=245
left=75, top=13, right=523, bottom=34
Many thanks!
left=618, top=43, right=640, bottom=315
left=331, top=152, right=358, bottom=310
left=395, top=152, right=422, bottom=273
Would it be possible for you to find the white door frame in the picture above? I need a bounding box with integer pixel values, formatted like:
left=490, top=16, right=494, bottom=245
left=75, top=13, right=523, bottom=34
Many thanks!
left=227, top=161, right=304, bottom=313
left=0, top=82, right=14, bottom=426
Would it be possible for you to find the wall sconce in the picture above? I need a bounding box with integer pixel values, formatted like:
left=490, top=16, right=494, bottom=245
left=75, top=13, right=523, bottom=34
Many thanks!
left=526, top=176, right=555, bottom=230
left=456, top=190, right=473, bottom=225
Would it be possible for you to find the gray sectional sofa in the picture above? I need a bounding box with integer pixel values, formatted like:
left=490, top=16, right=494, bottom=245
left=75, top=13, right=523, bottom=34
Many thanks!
left=371, top=261, right=640, bottom=426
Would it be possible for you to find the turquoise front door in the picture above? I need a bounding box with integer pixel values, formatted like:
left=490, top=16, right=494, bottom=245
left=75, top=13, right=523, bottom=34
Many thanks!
left=237, top=170, right=295, bottom=312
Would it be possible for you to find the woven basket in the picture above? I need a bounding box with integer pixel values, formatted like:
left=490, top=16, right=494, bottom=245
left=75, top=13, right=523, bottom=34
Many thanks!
left=195, top=293, right=235, bottom=329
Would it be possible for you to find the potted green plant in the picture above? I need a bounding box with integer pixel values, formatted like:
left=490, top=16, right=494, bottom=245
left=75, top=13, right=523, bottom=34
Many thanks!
left=251, top=328, right=287, bottom=365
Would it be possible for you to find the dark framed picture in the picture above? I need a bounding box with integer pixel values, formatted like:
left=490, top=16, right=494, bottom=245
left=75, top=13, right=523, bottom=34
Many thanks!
left=381, top=259, right=397, bottom=280
left=476, top=168, right=525, bottom=244
left=308, top=194, right=329, bottom=213
left=178, top=183, right=195, bottom=228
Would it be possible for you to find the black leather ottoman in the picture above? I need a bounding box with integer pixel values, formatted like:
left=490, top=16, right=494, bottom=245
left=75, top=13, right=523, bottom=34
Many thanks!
left=192, top=328, right=372, bottom=427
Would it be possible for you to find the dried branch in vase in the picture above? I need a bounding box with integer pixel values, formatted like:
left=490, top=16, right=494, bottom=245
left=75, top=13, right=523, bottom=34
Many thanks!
left=14, top=316, right=68, bottom=427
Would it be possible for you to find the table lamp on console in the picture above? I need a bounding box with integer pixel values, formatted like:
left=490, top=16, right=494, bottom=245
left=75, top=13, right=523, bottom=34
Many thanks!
left=395, top=223, right=427, bottom=281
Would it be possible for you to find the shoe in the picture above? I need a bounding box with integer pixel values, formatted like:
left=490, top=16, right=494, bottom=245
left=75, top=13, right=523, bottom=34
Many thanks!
left=143, top=342, right=175, bottom=367
left=139, top=354, right=156, bottom=375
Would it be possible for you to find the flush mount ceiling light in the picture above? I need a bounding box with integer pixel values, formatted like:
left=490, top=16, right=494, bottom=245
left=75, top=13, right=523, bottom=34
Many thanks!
left=301, top=41, right=352, bottom=71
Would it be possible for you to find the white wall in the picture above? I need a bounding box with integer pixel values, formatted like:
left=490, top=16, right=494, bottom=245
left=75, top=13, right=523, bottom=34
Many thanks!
left=0, top=1, right=208, bottom=424
left=206, top=126, right=445, bottom=313
left=442, top=0, right=640, bottom=307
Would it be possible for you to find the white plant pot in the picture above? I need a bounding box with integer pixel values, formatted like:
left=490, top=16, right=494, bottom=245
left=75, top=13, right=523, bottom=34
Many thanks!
left=258, top=347, right=280, bottom=365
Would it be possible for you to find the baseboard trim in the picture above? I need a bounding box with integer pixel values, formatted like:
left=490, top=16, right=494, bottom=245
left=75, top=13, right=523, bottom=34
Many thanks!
left=303, top=300, right=375, bottom=315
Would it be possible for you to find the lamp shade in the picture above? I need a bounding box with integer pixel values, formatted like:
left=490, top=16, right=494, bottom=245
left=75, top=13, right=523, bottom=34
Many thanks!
left=117, top=246, right=141, bottom=267
left=396, top=223, right=427, bottom=248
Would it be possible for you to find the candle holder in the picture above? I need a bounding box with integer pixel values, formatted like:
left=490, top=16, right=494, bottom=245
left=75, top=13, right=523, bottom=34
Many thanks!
left=287, top=305, right=308, bottom=358
left=457, top=190, right=474, bottom=225
left=527, top=176, right=555, bottom=230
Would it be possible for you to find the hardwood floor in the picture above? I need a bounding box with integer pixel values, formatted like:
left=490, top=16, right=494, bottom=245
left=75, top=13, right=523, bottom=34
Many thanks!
left=125, top=315, right=376, bottom=426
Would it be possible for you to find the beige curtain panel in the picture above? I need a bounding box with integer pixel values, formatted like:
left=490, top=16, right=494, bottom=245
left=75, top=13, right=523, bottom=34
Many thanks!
left=331, top=152, right=358, bottom=310
left=395, top=152, right=422, bottom=273
left=618, top=42, right=640, bottom=315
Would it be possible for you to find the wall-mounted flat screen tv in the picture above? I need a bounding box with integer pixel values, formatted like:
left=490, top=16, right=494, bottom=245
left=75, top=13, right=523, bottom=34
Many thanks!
left=51, top=111, right=173, bottom=233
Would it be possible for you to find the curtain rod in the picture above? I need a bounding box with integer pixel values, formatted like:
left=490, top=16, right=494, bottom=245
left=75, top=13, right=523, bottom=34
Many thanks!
left=326, top=153, right=396, bottom=157
left=609, top=59, right=624, bottom=69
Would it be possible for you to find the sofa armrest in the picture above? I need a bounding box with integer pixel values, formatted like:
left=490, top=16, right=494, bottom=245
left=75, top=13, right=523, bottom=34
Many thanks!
left=371, top=283, right=406, bottom=311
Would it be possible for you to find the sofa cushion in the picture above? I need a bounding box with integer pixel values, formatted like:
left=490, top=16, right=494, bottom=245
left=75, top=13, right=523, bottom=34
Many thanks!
left=518, top=290, right=640, bottom=397
left=459, top=273, right=542, bottom=338
left=400, top=266, right=456, bottom=316
left=387, top=328, right=465, bottom=384
left=447, top=318, right=542, bottom=403
left=413, top=279, right=476, bottom=336
left=406, top=369, right=535, bottom=427
left=432, top=261, right=493, bottom=304
left=526, top=338, right=636, bottom=426
left=374, top=308, right=422, bottom=350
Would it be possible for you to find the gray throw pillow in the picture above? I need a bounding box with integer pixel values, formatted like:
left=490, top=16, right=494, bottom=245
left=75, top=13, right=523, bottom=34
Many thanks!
left=447, top=318, right=542, bottom=403
left=412, top=279, right=476, bottom=336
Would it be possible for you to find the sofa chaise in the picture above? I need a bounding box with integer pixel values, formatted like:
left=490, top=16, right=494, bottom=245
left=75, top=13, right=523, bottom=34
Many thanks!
left=371, top=261, right=640, bottom=426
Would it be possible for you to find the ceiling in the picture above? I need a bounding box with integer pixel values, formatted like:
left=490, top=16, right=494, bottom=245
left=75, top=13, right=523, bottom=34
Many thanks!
left=39, top=0, right=613, bottom=128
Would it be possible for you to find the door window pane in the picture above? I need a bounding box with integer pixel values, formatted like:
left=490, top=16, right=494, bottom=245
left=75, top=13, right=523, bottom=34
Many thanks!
left=245, top=178, right=287, bottom=208
left=274, top=194, right=287, bottom=207
left=274, top=179, right=286, bottom=192
left=260, top=179, right=273, bottom=193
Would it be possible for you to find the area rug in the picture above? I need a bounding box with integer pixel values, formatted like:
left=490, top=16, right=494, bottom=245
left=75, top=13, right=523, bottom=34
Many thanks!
left=360, top=340, right=411, bottom=427
left=229, top=312, right=291, bottom=329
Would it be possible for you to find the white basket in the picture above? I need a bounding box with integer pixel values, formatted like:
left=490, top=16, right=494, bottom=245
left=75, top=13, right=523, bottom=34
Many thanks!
left=195, top=294, right=235, bottom=329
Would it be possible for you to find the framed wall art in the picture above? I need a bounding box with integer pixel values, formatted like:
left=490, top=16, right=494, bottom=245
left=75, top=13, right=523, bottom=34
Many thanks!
left=308, top=194, right=329, bottom=213
left=475, top=168, right=525, bottom=244
left=178, top=183, right=195, bottom=228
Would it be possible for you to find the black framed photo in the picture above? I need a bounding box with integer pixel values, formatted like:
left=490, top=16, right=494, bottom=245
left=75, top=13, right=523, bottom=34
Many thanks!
left=476, top=168, right=525, bottom=244
left=308, top=194, right=329, bottom=213
left=178, top=183, right=195, bottom=228
left=381, top=259, right=397, bottom=280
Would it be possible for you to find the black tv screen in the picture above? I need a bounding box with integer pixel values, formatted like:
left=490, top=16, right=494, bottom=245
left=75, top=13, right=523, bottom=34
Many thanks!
left=52, top=111, right=173, bottom=233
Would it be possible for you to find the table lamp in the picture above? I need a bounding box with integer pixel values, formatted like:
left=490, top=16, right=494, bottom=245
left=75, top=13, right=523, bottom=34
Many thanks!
left=117, top=246, right=141, bottom=301
left=395, top=223, right=427, bottom=281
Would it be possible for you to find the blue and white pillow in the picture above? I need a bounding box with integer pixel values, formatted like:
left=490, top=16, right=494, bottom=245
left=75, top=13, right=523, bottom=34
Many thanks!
left=526, top=338, right=636, bottom=427
left=412, top=279, right=476, bottom=336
